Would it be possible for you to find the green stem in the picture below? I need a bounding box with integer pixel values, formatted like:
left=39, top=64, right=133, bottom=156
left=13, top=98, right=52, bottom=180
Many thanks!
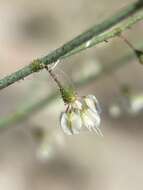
left=0, top=1, right=143, bottom=90
left=1, top=42, right=143, bottom=129
left=0, top=93, right=58, bottom=129
left=62, top=11, right=143, bottom=58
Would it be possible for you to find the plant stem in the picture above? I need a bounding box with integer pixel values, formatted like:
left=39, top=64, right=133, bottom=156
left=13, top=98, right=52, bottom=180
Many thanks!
left=45, top=66, right=71, bottom=103
left=62, top=11, right=143, bottom=58
left=0, top=93, right=58, bottom=129
left=1, top=42, right=143, bottom=129
left=45, top=66, right=63, bottom=92
left=119, top=34, right=136, bottom=50
left=0, top=1, right=143, bottom=90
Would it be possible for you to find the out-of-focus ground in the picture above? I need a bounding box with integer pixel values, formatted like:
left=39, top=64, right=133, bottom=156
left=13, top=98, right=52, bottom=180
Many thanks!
left=0, top=0, right=143, bottom=189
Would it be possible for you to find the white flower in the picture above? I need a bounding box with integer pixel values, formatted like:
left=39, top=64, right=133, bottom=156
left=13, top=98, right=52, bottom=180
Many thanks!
left=129, top=95, right=143, bottom=114
left=60, top=110, right=82, bottom=135
left=60, top=94, right=102, bottom=136
left=84, top=95, right=102, bottom=114
left=81, top=108, right=102, bottom=136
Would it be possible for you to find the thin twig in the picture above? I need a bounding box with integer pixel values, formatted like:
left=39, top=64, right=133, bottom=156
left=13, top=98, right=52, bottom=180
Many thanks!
left=1, top=42, right=143, bottom=129
left=62, top=11, right=143, bottom=58
left=0, top=1, right=143, bottom=90
left=119, top=34, right=136, bottom=50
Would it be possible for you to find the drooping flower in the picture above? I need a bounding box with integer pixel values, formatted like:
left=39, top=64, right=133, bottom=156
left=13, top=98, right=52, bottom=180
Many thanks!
left=81, top=105, right=102, bottom=136
left=60, top=93, right=102, bottom=136
left=80, top=95, right=102, bottom=136
left=45, top=65, right=102, bottom=136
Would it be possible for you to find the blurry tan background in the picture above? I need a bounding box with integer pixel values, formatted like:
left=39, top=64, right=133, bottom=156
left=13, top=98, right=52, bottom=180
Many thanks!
left=0, top=0, right=143, bottom=189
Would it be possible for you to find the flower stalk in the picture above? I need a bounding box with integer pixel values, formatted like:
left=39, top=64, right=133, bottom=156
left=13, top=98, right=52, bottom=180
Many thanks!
left=45, top=65, right=76, bottom=104
left=119, top=34, right=143, bottom=64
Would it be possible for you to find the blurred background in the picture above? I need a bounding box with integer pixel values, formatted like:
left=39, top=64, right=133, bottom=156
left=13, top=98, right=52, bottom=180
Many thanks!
left=0, top=0, right=143, bottom=189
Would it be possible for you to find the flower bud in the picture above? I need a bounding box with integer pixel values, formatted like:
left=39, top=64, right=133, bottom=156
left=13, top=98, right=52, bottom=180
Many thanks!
left=135, top=49, right=143, bottom=65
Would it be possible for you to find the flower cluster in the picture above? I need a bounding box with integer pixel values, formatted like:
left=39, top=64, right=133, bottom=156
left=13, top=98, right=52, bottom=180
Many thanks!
left=60, top=94, right=102, bottom=136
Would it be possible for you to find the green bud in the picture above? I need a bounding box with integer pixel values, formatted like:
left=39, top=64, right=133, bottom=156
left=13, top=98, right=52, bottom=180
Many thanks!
left=31, top=59, right=44, bottom=72
left=135, top=49, right=143, bottom=65
left=114, top=27, right=122, bottom=36
left=61, top=87, right=76, bottom=103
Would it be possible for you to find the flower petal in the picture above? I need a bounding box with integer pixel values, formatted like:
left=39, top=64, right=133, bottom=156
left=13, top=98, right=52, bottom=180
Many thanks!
left=81, top=111, right=93, bottom=131
left=60, top=111, right=82, bottom=135
left=60, top=112, right=73, bottom=135
left=81, top=108, right=102, bottom=135
left=84, top=95, right=101, bottom=114
left=87, top=109, right=101, bottom=127
left=72, top=100, right=82, bottom=110
left=71, top=111, right=82, bottom=134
